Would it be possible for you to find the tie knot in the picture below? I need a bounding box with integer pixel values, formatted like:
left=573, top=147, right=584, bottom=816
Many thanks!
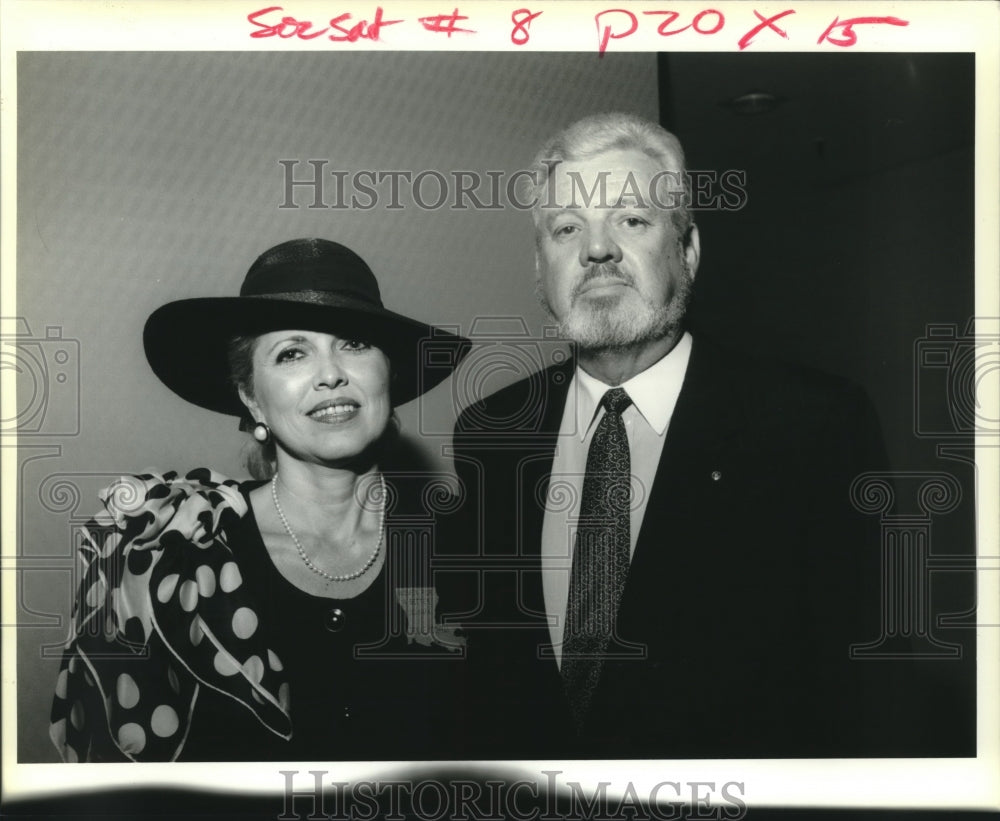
left=601, top=387, right=632, bottom=416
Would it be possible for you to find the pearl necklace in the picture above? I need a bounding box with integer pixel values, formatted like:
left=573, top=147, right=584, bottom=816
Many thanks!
left=271, top=473, right=386, bottom=583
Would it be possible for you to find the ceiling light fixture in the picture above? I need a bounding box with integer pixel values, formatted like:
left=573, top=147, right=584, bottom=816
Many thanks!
left=721, top=91, right=785, bottom=115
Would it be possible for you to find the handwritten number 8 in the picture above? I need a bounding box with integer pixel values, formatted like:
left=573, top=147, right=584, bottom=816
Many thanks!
left=511, top=8, right=542, bottom=45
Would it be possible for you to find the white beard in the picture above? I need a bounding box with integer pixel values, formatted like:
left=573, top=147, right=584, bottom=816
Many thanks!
left=541, top=265, right=693, bottom=353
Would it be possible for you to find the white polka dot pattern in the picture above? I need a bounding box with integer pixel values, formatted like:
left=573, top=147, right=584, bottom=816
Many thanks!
left=189, top=617, right=204, bottom=647
left=157, top=574, right=179, bottom=604
left=219, top=561, right=242, bottom=593
left=232, top=607, right=259, bottom=640
left=70, top=701, right=85, bottom=731
left=116, top=673, right=140, bottom=709
left=179, top=580, right=199, bottom=612
left=86, top=581, right=104, bottom=608
left=101, top=531, right=122, bottom=557
left=151, top=705, right=180, bottom=738
left=195, top=564, right=216, bottom=597
left=48, top=469, right=292, bottom=762
left=243, top=654, right=264, bottom=684
left=118, top=722, right=146, bottom=754
left=213, top=651, right=241, bottom=677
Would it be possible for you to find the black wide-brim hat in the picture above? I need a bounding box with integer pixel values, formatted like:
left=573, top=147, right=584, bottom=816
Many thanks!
left=144, top=238, right=471, bottom=418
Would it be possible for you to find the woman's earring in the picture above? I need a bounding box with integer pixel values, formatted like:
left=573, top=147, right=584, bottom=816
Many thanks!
left=252, top=422, right=271, bottom=443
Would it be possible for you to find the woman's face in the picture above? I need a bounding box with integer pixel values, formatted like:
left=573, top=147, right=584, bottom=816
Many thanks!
left=240, top=330, right=392, bottom=468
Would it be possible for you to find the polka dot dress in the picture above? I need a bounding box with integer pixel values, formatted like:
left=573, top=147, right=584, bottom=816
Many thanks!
left=49, top=469, right=292, bottom=762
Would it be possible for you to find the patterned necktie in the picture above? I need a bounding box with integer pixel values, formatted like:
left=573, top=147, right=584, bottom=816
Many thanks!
left=561, top=387, right=633, bottom=731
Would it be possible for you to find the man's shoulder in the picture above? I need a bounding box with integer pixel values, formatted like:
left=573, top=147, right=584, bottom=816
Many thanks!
left=452, top=335, right=874, bottom=432
left=687, top=336, right=882, bottom=458
left=454, top=360, right=571, bottom=434
left=692, top=335, right=866, bottom=405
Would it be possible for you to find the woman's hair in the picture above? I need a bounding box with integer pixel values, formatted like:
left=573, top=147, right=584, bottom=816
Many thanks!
left=226, top=334, right=401, bottom=481
left=227, top=335, right=278, bottom=480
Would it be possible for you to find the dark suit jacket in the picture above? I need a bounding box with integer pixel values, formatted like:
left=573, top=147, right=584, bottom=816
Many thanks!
left=446, top=335, right=959, bottom=759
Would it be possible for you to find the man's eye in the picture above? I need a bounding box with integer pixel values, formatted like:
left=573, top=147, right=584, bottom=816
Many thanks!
left=553, top=224, right=579, bottom=237
left=622, top=216, right=648, bottom=228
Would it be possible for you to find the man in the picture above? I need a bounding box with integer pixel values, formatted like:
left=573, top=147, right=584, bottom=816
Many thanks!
left=450, top=113, right=931, bottom=759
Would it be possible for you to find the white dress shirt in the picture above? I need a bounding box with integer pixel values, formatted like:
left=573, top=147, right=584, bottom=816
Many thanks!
left=541, top=332, right=693, bottom=665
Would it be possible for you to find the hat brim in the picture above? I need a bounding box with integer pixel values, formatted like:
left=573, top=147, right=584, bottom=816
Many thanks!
left=143, top=295, right=471, bottom=418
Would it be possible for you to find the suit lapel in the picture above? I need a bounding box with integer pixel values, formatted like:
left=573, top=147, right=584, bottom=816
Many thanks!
left=496, top=359, right=575, bottom=627
left=520, top=358, right=576, bottom=559
left=627, top=337, right=746, bottom=588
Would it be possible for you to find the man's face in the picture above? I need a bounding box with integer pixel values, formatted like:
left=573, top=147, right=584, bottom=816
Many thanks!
left=536, top=148, right=700, bottom=352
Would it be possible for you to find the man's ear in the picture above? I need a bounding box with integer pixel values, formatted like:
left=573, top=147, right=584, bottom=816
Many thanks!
left=238, top=386, right=260, bottom=422
left=685, top=223, right=701, bottom=280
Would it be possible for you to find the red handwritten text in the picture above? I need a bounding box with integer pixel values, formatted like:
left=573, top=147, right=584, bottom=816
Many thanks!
left=595, top=9, right=638, bottom=55
left=596, top=7, right=728, bottom=54
left=737, top=9, right=794, bottom=50
left=246, top=6, right=915, bottom=53
left=817, top=15, right=909, bottom=47
left=643, top=9, right=724, bottom=38
left=248, top=6, right=402, bottom=41
left=419, top=8, right=475, bottom=36
left=511, top=8, right=543, bottom=45
left=330, top=8, right=403, bottom=41
left=249, top=6, right=327, bottom=38
left=592, top=6, right=911, bottom=54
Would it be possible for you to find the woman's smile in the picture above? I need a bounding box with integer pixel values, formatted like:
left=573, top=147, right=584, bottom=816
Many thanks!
left=307, top=399, right=362, bottom=423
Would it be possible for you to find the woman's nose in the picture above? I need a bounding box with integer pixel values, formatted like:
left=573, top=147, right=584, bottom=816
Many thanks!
left=314, top=352, right=347, bottom=389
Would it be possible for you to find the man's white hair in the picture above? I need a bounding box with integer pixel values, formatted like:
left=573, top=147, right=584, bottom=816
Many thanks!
left=526, top=111, right=693, bottom=235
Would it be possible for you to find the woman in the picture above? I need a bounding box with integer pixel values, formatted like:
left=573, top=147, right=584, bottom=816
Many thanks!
left=49, top=238, right=471, bottom=761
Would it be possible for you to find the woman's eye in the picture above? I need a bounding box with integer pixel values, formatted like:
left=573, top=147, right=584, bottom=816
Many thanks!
left=275, top=347, right=304, bottom=363
left=342, top=339, right=371, bottom=351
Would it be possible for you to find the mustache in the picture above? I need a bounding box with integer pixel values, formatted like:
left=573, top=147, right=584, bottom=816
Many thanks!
left=573, top=263, right=634, bottom=297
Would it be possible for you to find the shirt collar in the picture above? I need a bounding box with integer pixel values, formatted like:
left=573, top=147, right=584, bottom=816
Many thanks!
left=574, top=331, right=693, bottom=440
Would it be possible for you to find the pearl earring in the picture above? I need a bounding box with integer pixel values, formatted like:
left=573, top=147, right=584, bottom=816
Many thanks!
left=252, top=422, right=271, bottom=443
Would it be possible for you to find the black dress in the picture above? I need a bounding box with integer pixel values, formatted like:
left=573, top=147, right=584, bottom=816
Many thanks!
left=180, top=489, right=467, bottom=761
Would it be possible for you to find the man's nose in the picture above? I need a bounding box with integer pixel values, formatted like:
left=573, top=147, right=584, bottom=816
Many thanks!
left=579, top=224, right=623, bottom=266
